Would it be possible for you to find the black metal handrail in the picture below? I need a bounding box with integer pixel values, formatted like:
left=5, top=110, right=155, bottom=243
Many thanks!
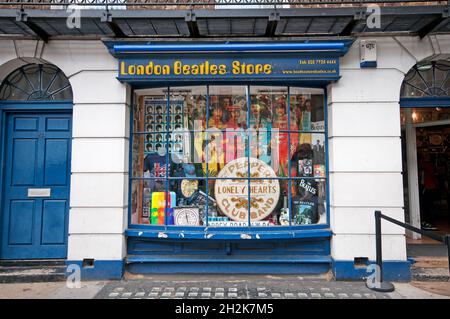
left=369, top=210, right=450, bottom=292
left=0, top=0, right=447, bottom=7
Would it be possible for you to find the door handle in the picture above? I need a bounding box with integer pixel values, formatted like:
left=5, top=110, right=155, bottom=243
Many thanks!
left=28, top=188, right=51, bottom=197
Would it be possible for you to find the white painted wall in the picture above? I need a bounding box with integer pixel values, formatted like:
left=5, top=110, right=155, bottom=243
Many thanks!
left=67, top=65, right=130, bottom=261
left=329, top=34, right=450, bottom=262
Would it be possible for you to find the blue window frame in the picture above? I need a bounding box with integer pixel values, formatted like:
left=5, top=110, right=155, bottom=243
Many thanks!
left=128, top=84, right=330, bottom=236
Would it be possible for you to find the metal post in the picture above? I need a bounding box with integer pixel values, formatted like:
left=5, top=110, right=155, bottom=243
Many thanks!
left=366, top=210, right=395, bottom=292
left=375, top=210, right=383, bottom=279
left=446, top=235, right=450, bottom=276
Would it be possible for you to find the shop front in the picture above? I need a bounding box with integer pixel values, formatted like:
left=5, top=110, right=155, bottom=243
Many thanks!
left=109, top=41, right=351, bottom=274
left=1, top=5, right=449, bottom=281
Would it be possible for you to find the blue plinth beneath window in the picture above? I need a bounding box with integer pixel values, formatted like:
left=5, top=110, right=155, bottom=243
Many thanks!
left=333, top=260, right=412, bottom=282
left=126, top=228, right=332, bottom=274
left=65, top=260, right=124, bottom=280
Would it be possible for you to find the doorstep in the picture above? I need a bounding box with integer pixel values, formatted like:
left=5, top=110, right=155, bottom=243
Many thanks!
left=408, top=243, right=450, bottom=282
left=411, top=257, right=450, bottom=282
left=0, top=260, right=66, bottom=283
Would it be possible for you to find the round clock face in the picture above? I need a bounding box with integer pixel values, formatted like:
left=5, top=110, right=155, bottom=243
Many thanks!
left=174, top=208, right=199, bottom=226
left=181, top=179, right=198, bottom=198
left=429, top=134, right=443, bottom=146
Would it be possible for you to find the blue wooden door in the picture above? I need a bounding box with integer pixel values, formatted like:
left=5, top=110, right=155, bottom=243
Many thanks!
left=1, top=113, right=72, bottom=259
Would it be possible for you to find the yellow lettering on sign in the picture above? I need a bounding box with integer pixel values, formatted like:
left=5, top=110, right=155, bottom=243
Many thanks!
left=136, top=65, right=144, bottom=75
left=121, top=60, right=274, bottom=77
left=121, top=61, right=171, bottom=76
left=232, top=61, right=272, bottom=75
left=219, top=65, right=227, bottom=75
left=174, top=61, right=182, bottom=75
left=120, top=61, right=127, bottom=75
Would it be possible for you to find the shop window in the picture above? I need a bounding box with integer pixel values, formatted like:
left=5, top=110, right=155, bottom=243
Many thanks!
left=401, top=61, right=450, bottom=98
left=0, top=63, right=72, bottom=101
left=130, top=86, right=327, bottom=228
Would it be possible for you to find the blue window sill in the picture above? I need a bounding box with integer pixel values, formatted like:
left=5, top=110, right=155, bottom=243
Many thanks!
left=126, top=228, right=332, bottom=240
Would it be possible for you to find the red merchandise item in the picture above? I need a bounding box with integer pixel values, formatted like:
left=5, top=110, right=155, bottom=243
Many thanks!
left=273, top=103, right=298, bottom=175
left=224, top=104, right=245, bottom=162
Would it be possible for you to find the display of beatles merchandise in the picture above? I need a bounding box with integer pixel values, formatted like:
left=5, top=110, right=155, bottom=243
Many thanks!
left=310, top=121, right=325, bottom=131
left=144, top=152, right=171, bottom=178
left=150, top=191, right=177, bottom=225
left=297, top=179, right=319, bottom=198
left=144, top=97, right=185, bottom=157
left=279, top=208, right=289, bottom=225
left=298, top=159, right=313, bottom=176
left=292, top=177, right=320, bottom=225
left=301, top=111, right=311, bottom=131
left=142, top=188, right=151, bottom=221
left=292, top=201, right=317, bottom=225
left=186, top=190, right=216, bottom=207
left=173, top=207, right=200, bottom=226
left=314, top=164, right=325, bottom=178
left=181, top=179, right=199, bottom=198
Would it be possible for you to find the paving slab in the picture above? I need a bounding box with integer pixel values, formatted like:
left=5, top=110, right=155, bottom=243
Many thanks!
left=0, top=282, right=64, bottom=299
left=0, top=275, right=448, bottom=299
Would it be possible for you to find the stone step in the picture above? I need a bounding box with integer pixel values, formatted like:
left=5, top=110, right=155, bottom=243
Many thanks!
left=411, top=267, right=450, bottom=282
left=0, top=260, right=67, bottom=283
left=0, top=265, right=66, bottom=273
left=412, top=257, right=449, bottom=269
left=0, top=259, right=66, bottom=267
left=409, top=251, right=449, bottom=281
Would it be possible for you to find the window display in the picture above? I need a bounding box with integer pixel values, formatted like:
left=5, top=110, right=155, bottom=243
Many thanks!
left=130, top=86, right=327, bottom=228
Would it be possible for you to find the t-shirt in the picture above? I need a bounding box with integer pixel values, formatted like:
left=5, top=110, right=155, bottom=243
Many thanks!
left=292, top=178, right=319, bottom=224
left=143, top=153, right=171, bottom=178
left=292, top=200, right=318, bottom=225
left=297, top=178, right=318, bottom=200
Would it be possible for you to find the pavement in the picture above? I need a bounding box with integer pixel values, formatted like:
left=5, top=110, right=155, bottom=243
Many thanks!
left=0, top=274, right=449, bottom=299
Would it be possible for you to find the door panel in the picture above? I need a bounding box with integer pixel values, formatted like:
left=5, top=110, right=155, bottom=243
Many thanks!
left=14, top=117, right=39, bottom=131
left=41, top=200, right=67, bottom=245
left=11, top=139, right=38, bottom=186
left=1, top=112, right=72, bottom=259
left=8, top=200, right=34, bottom=245
left=46, top=117, right=70, bottom=131
left=44, top=139, right=69, bottom=186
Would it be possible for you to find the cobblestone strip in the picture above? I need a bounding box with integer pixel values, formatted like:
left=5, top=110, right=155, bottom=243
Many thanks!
left=99, top=281, right=391, bottom=299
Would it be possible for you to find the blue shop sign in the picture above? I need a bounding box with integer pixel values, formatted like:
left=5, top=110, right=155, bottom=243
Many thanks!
left=117, top=56, right=340, bottom=81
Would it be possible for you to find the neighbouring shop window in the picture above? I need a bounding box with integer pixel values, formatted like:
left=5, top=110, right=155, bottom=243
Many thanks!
left=401, top=107, right=450, bottom=125
left=401, top=61, right=450, bottom=98
left=130, top=86, right=327, bottom=228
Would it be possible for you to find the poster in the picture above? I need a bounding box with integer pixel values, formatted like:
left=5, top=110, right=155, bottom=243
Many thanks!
left=143, top=97, right=186, bottom=157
